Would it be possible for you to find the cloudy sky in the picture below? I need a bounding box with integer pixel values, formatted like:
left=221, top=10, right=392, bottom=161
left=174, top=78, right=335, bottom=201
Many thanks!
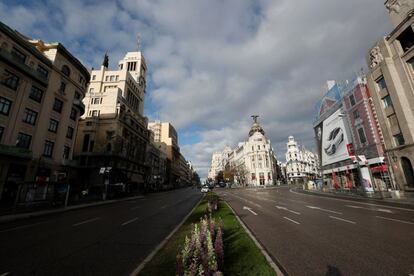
left=0, top=0, right=392, bottom=178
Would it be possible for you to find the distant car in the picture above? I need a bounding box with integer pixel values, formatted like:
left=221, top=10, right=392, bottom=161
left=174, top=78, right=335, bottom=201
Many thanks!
left=201, top=186, right=209, bottom=193
left=324, top=127, right=344, bottom=155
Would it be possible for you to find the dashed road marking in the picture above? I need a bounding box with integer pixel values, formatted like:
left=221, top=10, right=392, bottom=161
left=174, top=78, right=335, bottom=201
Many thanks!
left=306, top=205, right=342, bottom=215
left=329, top=216, right=356, bottom=224
left=0, top=272, right=10, bottom=276
left=122, top=217, right=139, bottom=226
left=376, top=216, right=413, bottom=225
left=243, top=206, right=258, bottom=216
left=72, top=217, right=100, bottom=227
left=275, top=205, right=300, bottom=215
left=283, top=216, right=300, bottom=225
left=346, top=205, right=393, bottom=213
left=160, top=205, right=168, bottom=209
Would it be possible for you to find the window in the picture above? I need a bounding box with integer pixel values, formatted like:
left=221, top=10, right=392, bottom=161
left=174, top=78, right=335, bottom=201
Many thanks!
left=92, top=97, right=102, bottom=104
left=11, top=47, right=26, bottom=63
left=357, top=127, right=367, bottom=144
left=377, top=77, right=387, bottom=90
left=22, top=108, right=37, bottom=125
left=349, top=94, right=356, bottom=106
left=1, top=70, right=19, bottom=90
left=16, top=133, right=31, bottom=149
left=79, top=75, right=85, bottom=85
left=396, top=26, right=414, bottom=52
left=258, top=145, right=261, bottom=150
left=37, top=65, right=49, bottom=79
left=91, top=110, right=99, bottom=117
left=110, top=75, right=114, bottom=81
left=70, top=108, right=77, bottom=120
left=61, top=65, right=71, bottom=77
left=388, top=114, right=399, bottom=127
left=92, top=75, right=96, bottom=80
left=43, top=140, right=54, bottom=157
left=89, top=88, right=94, bottom=93
left=394, top=133, right=405, bottom=146
left=59, top=82, right=66, bottom=94
left=105, top=76, right=109, bottom=81
left=48, top=119, right=59, bottom=133
left=0, top=126, right=4, bottom=142
left=74, top=92, right=81, bottom=99
left=353, top=110, right=360, bottom=120
left=63, top=146, right=70, bottom=159
left=0, top=97, right=12, bottom=115
left=29, top=86, right=44, bottom=102
left=66, top=126, right=74, bottom=139
left=53, top=98, right=64, bottom=113
left=251, top=173, right=256, bottom=180
left=382, top=95, right=393, bottom=108
left=82, top=134, right=90, bottom=152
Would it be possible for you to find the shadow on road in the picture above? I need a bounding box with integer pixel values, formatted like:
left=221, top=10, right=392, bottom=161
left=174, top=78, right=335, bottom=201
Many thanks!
left=325, top=265, right=342, bottom=276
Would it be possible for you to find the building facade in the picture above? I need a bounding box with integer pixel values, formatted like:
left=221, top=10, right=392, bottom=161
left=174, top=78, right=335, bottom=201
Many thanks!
left=314, top=79, right=391, bottom=193
left=285, top=136, right=319, bottom=184
left=148, top=121, right=190, bottom=188
left=213, top=117, right=278, bottom=187
left=0, top=21, right=89, bottom=206
left=366, top=1, right=414, bottom=193
left=74, top=51, right=148, bottom=194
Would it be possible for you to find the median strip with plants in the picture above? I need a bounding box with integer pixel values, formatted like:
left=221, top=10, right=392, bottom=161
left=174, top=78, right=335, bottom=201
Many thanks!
left=139, top=192, right=276, bottom=275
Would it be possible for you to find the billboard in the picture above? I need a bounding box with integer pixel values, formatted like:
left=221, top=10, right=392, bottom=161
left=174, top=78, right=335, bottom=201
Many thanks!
left=321, top=109, right=351, bottom=166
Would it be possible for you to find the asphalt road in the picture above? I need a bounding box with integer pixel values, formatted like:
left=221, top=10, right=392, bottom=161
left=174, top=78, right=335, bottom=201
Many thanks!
left=0, top=187, right=202, bottom=276
left=216, top=186, right=414, bottom=276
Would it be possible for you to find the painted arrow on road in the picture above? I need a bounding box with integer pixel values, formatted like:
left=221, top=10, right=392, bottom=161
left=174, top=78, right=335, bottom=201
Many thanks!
left=306, top=205, right=342, bottom=215
left=243, top=206, right=258, bottom=215
left=275, top=205, right=301, bottom=215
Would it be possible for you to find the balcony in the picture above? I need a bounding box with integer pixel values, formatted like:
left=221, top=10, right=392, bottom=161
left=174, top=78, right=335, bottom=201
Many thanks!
left=0, top=48, right=48, bottom=86
left=73, top=99, right=85, bottom=116
left=0, top=144, right=32, bottom=159
left=384, top=105, right=395, bottom=117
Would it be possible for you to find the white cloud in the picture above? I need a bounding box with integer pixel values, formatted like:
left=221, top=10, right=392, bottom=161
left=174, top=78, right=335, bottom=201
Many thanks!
left=0, top=0, right=392, bottom=178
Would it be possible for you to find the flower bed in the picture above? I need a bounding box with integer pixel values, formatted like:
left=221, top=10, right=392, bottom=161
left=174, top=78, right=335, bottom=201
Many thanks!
left=176, top=216, right=224, bottom=276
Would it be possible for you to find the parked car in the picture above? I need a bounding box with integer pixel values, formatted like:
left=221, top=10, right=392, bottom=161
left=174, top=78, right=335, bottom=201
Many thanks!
left=201, top=186, right=209, bottom=193
left=324, top=127, right=344, bottom=155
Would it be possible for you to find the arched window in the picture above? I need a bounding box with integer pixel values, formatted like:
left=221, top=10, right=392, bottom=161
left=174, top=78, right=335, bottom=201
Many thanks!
left=61, top=65, right=71, bottom=77
left=106, top=143, right=112, bottom=152
left=401, top=157, right=414, bottom=187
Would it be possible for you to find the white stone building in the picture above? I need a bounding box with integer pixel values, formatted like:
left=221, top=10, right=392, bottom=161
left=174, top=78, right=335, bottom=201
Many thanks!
left=207, top=146, right=232, bottom=180
left=285, top=136, right=319, bottom=183
left=212, top=117, right=278, bottom=187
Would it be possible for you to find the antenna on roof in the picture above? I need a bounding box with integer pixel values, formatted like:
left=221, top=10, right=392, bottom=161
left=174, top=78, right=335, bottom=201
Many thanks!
left=136, top=33, right=141, bottom=52
left=251, top=115, right=259, bottom=123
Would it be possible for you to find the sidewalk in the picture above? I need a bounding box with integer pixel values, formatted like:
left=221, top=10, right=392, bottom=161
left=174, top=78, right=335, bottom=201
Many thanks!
left=294, top=187, right=414, bottom=209
left=0, top=195, right=144, bottom=224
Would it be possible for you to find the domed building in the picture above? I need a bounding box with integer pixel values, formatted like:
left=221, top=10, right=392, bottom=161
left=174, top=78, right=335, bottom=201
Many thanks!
left=221, top=116, right=279, bottom=186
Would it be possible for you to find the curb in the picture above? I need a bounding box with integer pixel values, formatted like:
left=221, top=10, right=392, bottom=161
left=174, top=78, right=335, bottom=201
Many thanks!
left=292, top=188, right=414, bottom=209
left=129, top=196, right=203, bottom=276
left=224, top=201, right=287, bottom=276
left=0, top=195, right=145, bottom=224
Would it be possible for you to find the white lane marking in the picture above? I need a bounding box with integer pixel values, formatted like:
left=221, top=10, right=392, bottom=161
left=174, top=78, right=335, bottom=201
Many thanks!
left=289, top=188, right=414, bottom=212
left=376, top=216, right=414, bottom=225
left=329, top=216, right=356, bottom=224
left=228, top=193, right=262, bottom=208
left=131, top=205, right=141, bottom=210
left=72, top=217, right=100, bottom=227
left=283, top=216, right=300, bottom=225
left=160, top=205, right=168, bottom=209
left=121, top=217, right=139, bottom=226
left=275, top=205, right=301, bottom=215
left=0, top=222, right=45, bottom=233
left=0, top=272, right=10, bottom=276
left=346, top=205, right=393, bottom=213
left=306, top=205, right=342, bottom=215
left=243, top=206, right=258, bottom=216
left=377, top=208, right=393, bottom=213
